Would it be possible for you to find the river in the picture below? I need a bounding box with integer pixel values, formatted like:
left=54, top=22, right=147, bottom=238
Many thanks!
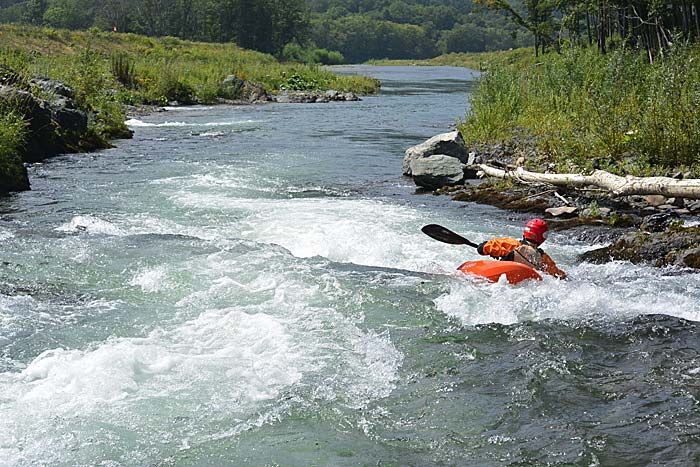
left=1, top=66, right=699, bottom=466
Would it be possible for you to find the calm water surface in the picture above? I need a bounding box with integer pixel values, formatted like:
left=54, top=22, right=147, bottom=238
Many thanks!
left=1, top=66, right=699, bottom=466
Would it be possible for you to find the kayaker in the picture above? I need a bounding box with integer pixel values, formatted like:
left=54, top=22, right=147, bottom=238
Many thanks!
left=476, top=218, right=567, bottom=279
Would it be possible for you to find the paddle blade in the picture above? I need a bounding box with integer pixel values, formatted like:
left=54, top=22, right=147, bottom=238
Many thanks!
left=421, top=224, right=478, bottom=248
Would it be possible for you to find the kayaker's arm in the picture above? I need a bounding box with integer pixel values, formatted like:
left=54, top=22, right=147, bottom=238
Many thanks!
left=478, top=237, right=521, bottom=259
left=541, top=253, right=567, bottom=279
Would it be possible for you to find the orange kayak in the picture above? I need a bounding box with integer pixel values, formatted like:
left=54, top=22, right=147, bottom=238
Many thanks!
left=457, top=260, right=542, bottom=284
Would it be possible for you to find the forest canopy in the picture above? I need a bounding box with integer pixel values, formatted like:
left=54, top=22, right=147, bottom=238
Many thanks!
left=0, top=0, right=531, bottom=62
left=3, top=0, right=695, bottom=63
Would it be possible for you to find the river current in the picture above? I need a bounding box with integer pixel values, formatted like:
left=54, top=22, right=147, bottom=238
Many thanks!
left=1, top=66, right=699, bottom=466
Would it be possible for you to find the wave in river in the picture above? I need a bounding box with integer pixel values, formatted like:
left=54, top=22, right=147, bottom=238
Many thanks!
left=125, top=118, right=263, bottom=128
left=0, top=251, right=403, bottom=465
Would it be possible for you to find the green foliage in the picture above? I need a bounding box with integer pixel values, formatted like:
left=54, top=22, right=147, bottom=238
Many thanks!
left=61, top=48, right=130, bottom=143
left=110, top=53, right=136, bottom=88
left=0, top=49, right=32, bottom=84
left=0, top=110, right=27, bottom=157
left=195, top=83, right=221, bottom=104
left=5, top=0, right=311, bottom=56
left=281, top=43, right=345, bottom=65
left=308, top=0, right=528, bottom=60
left=368, top=48, right=534, bottom=70
left=280, top=71, right=319, bottom=91
left=314, top=49, right=344, bottom=65
left=141, top=61, right=196, bottom=104
left=0, top=109, right=28, bottom=192
left=42, top=0, right=93, bottom=29
left=310, top=14, right=438, bottom=62
left=459, top=45, right=700, bottom=174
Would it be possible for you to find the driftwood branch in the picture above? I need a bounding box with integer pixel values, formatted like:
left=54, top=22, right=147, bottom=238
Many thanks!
left=478, top=165, right=700, bottom=199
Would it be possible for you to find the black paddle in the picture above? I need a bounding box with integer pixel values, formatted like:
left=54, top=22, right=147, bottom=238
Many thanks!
left=421, top=224, right=479, bottom=249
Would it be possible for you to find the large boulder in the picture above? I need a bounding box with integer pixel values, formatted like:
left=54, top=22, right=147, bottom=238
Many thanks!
left=31, top=76, right=76, bottom=99
left=0, top=85, right=58, bottom=162
left=51, top=106, right=88, bottom=134
left=220, top=74, right=272, bottom=103
left=31, top=77, right=88, bottom=135
left=0, top=74, right=93, bottom=195
left=0, top=77, right=90, bottom=164
left=403, top=130, right=471, bottom=177
left=411, top=154, right=466, bottom=190
left=0, top=152, right=30, bottom=194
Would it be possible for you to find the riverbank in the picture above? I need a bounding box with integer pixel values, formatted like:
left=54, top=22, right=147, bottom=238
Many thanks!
left=0, top=25, right=380, bottom=195
left=367, top=48, right=534, bottom=71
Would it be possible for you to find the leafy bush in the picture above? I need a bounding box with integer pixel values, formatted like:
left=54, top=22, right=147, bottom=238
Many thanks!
left=281, top=43, right=345, bottom=65
left=111, top=53, right=136, bottom=88
left=196, top=83, right=220, bottom=103
left=65, top=48, right=130, bottom=144
left=280, top=71, right=319, bottom=91
left=310, top=48, right=344, bottom=65
left=0, top=110, right=28, bottom=192
left=281, top=43, right=308, bottom=62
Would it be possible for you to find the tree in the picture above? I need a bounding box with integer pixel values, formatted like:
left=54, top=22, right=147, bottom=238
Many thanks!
left=21, top=0, right=46, bottom=24
left=42, top=0, right=93, bottom=29
left=475, top=0, right=557, bottom=55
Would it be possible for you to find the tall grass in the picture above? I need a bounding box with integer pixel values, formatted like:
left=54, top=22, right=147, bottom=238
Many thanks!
left=0, top=110, right=28, bottom=191
left=459, top=45, right=700, bottom=174
left=0, top=24, right=379, bottom=107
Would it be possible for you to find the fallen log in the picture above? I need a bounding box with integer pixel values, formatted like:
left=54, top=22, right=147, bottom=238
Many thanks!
left=478, top=165, right=700, bottom=199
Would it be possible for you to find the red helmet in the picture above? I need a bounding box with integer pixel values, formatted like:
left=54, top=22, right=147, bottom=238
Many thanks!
left=523, top=218, right=548, bottom=244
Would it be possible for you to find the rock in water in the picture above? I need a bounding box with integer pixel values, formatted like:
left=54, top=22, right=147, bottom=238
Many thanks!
left=579, top=225, right=700, bottom=268
left=410, top=155, right=466, bottom=190
left=545, top=206, right=578, bottom=218
left=403, top=131, right=470, bottom=176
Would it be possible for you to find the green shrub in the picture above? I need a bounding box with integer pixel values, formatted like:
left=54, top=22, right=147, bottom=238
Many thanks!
left=111, top=52, right=136, bottom=88
left=196, top=83, right=220, bottom=103
left=65, top=48, right=129, bottom=144
left=143, top=68, right=195, bottom=104
left=310, top=48, right=344, bottom=65
left=280, top=71, right=320, bottom=91
left=281, top=43, right=345, bottom=65
left=281, top=42, right=307, bottom=62
left=0, top=110, right=28, bottom=192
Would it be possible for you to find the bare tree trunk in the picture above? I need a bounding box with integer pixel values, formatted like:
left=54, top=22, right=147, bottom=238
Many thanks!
left=587, top=12, right=593, bottom=45
left=598, top=2, right=607, bottom=53
left=478, top=165, right=700, bottom=199
left=619, top=7, right=626, bottom=41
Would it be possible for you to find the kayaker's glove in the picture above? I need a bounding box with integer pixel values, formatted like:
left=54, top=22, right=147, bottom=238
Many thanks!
left=477, top=241, right=487, bottom=255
